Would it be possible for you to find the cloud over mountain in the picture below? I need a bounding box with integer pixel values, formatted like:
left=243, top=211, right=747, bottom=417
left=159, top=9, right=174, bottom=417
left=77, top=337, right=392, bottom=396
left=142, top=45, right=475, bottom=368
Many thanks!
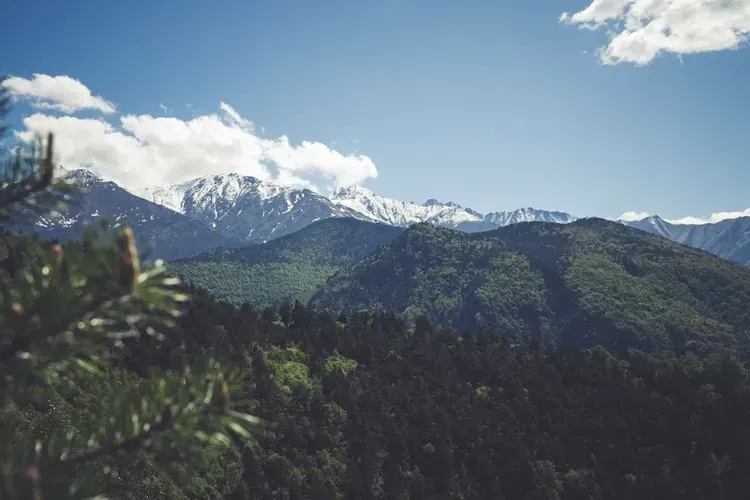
left=669, top=208, right=750, bottom=225
left=619, top=208, right=750, bottom=225
left=8, top=74, right=378, bottom=193
left=618, top=211, right=651, bottom=222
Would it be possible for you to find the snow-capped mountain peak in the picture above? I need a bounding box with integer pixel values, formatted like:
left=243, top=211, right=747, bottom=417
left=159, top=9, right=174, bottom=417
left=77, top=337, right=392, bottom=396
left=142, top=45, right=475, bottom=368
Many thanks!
left=331, top=186, right=483, bottom=228
left=618, top=214, right=672, bottom=238
left=331, top=187, right=575, bottom=230
left=424, top=198, right=453, bottom=207
left=332, top=184, right=376, bottom=199
left=485, top=207, right=577, bottom=226
left=139, top=173, right=277, bottom=214
left=57, top=167, right=104, bottom=188
left=137, top=174, right=369, bottom=243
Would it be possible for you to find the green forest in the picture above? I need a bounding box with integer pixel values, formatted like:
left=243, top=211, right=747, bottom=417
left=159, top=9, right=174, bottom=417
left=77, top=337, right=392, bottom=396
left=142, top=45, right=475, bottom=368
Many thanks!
left=313, top=220, right=750, bottom=357
left=21, top=287, right=750, bottom=499
left=169, top=218, right=403, bottom=306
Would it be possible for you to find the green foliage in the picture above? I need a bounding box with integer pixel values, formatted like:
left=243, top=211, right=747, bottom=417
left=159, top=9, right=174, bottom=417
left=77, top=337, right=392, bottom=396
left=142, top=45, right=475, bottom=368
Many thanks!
left=169, top=260, right=336, bottom=307
left=323, top=351, right=357, bottom=377
left=263, top=345, right=318, bottom=395
left=168, top=217, right=403, bottom=307
left=313, top=220, right=750, bottom=354
left=473, top=252, right=550, bottom=341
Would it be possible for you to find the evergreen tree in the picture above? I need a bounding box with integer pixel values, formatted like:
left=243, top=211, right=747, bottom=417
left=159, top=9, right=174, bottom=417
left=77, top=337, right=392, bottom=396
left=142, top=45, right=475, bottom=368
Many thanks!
left=0, top=80, right=262, bottom=499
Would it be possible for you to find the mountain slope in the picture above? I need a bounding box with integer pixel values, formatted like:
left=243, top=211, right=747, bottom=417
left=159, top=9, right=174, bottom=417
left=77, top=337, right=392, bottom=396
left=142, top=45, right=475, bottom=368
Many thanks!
left=312, top=219, right=750, bottom=355
left=140, top=174, right=373, bottom=244
left=622, top=215, right=750, bottom=265
left=168, top=218, right=404, bottom=306
left=18, top=169, right=241, bottom=260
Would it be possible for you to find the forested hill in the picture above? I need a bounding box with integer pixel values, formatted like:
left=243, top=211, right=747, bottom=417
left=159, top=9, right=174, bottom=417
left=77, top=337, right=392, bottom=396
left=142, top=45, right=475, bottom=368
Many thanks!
left=168, top=217, right=404, bottom=306
left=118, top=293, right=750, bottom=499
left=312, top=218, right=750, bottom=356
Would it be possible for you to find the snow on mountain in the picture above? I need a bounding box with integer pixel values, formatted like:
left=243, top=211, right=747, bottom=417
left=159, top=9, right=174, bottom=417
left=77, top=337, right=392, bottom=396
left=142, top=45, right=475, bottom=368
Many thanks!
left=330, top=185, right=576, bottom=231
left=485, top=207, right=577, bottom=227
left=139, top=174, right=373, bottom=244
left=138, top=180, right=193, bottom=213
left=330, top=186, right=484, bottom=229
left=618, top=215, right=672, bottom=238
left=21, top=169, right=241, bottom=260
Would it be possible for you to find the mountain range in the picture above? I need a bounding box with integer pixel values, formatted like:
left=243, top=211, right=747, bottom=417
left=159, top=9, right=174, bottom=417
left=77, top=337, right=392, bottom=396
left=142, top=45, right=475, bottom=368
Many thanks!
left=329, top=185, right=576, bottom=232
left=9, top=168, right=750, bottom=267
left=10, top=169, right=583, bottom=259
left=620, top=215, right=750, bottom=265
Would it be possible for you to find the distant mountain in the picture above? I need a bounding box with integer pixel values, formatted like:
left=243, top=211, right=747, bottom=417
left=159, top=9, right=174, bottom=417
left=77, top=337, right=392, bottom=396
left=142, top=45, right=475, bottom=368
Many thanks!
left=484, top=207, right=576, bottom=226
left=16, top=169, right=240, bottom=260
left=330, top=186, right=482, bottom=229
left=139, top=174, right=373, bottom=244
left=330, top=185, right=576, bottom=231
left=620, top=215, right=750, bottom=265
left=168, top=217, right=404, bottom=307
left=312, top=219, right=750, bottom=355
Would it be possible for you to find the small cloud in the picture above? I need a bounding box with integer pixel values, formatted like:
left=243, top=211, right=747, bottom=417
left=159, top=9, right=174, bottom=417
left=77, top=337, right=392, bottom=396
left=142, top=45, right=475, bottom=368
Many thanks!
left=618, top=211, right=650, bottom=221
left=219, top=102, right=253, bottom=131
left=353, top=138, right=360, bottom=145
left=159, top=103, right=169, bottom=114
left=2, top=74, right=116, bottom=114
left=667, top=208, right=750, bottom=225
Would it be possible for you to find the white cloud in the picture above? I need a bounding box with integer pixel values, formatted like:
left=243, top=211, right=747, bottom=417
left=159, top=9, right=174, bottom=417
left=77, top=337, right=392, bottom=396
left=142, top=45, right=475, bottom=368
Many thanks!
left=618, top=211, right=650, bottom=221
left=2, top=74, right=116, bottom=114
left=617, top=208, right=750, bottom=224
left=219, top=102, right=253, bottom=131
left=560, top=0, right=750, bottom=65
left=12, top=79, right=378, bottom=193
left=667, top=208, right=750, bottom=224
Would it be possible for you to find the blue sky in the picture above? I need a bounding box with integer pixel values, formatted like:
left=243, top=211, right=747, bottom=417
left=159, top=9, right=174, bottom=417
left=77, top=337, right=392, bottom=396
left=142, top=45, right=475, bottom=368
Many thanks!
left=3, top=0, right=749, bottom=221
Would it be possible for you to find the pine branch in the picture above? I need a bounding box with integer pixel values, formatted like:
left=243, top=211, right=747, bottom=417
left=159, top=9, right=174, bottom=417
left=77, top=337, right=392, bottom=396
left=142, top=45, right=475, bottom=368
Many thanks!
left=62, top=403, right=176, bottom=466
